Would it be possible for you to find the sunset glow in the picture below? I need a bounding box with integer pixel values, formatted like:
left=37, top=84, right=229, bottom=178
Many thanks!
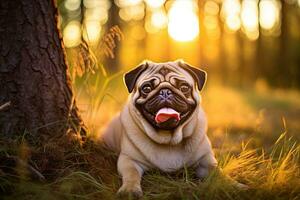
left=151, top=10, right=168, bottom=29
left=259, top=0, right=279, bottom=30
left=168, top=0, right=199, bottom=42
left=241, top=0, right=259, bottom=40
left=222, top=0, right=241, bottom=32
left=145, top=0, right=165, bottom=9
left=83, top=20, right=101, bottom=44
left=63, top=21, right=81, bottom=48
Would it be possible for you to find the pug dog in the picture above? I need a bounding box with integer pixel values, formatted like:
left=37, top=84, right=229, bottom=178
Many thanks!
left=102, top=60, right=218, bottom=197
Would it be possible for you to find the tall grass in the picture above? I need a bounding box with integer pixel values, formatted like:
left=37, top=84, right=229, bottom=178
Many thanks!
left=1, top=130, right=299, bottom=199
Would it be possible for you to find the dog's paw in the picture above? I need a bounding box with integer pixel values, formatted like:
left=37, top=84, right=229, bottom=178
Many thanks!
left=196, top=166, right=210, bottom=180
left=117, top=184, right=143, bottom=199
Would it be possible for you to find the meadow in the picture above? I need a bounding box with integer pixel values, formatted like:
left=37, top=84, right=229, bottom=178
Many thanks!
left=2, top=69, right=299, bottom=200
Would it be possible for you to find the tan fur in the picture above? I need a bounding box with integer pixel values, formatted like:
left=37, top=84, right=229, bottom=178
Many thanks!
left=101, top=61, right=217, bottom=197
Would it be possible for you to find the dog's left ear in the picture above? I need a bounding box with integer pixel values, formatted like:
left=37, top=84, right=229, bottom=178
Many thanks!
left=178, top=60, right=207, bottom=91
left=124, top=62, right=148, bottom=93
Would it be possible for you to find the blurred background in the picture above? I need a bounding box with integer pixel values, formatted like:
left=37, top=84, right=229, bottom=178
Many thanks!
left=57, top=0, right=300, bottom=151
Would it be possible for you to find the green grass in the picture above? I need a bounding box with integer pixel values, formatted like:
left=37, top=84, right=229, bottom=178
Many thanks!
left=0, top=132, right=299, bottom=200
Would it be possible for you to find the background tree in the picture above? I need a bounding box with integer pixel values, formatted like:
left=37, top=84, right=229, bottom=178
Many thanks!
left=0, top=0, right=85, bottom=142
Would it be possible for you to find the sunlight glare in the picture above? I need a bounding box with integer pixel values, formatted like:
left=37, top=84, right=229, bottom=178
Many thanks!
left=145, top=0, right=165, bottom=9
left=221, top=0, right=241, bottom=32
left=241, top=0, right=259, bottom=40
left=259, top=0, right=279, bottom=30
left=63, top=21, right=81, bottom=48
left=241, top=0, right=258, bottom=30
left=226, top=15, right=241, bottom=31
left=168, top=0, right=199, bottom=42
left=85, top=7, right=108, bottom=24
left=151, top=10, right=168, bottom=29
left=116, top=0, right=143, bottom=7
left=119, top=4, right=145, bottom=21
left=204, top=0, right=219, bottom=16
left=83, top=0, right=111, bottom=9
left=65, top=0, right=81, bottom=11
left=221, top=0, right=241, bottom=19
left=83, top=21, right=101, bottom=44
left=119, top=8, right=131, bottom=21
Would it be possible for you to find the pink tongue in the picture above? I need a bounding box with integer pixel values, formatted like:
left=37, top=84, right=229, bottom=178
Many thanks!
left=155, top=108, right=180, bottom=124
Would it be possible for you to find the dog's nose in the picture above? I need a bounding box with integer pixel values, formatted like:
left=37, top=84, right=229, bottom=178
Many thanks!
left=159, top=88, right=172, bottom=99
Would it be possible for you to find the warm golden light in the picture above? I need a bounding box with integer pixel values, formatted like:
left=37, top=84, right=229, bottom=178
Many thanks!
left=241, top=0, right=258, bottom=30
left=145, top=20, right=159, bottom=33
left=204, top=16, right=218, bottom=30
left=221, top=0, right=241, bottom=32
left=83, top=0, right=111, bottom=9
left=204, top=15, right=221, bottom=40
left=130, top=4, right=145, bottom=20
left=83, top=21, right=101, bottom=44
left=221, top=0, right=241, bottom=19
left=168, top=0, right=199, bottom=42
left=63, top=21, right=81, bottom=48
left=151, top=10, right=168, bottom=29
left=204, top=0, right=219, bottom=16
left=119, top=8, right=131, bottom=21
left=226, top=15, right=241, bottom=31
left=116, top=0, right=143, bottom=7
left=131, top=25, right=146, bottom=40
left=65, top=0, right=81, bottom=11
left=241, top=0, right=259, bottom=40
left=119, top=4, right=145, bottom=21
left=259, top=0, right=279, bottom=30
left=85, top=7, right=108, bottom=24
left=145, top=0, right=165, bottom=9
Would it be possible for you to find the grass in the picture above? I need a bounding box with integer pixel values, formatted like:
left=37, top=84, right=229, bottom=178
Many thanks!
left=0, top=131, right=299, bottom=200
left=1, top=62, right=300, bottom=199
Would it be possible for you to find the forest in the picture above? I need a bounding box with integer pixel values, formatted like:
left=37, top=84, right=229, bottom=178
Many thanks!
left=0, top=0, right=300, bottom=199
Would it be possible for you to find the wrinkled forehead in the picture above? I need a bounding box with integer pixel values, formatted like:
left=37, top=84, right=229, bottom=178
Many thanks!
left=136, top=62, right=194, bottom=86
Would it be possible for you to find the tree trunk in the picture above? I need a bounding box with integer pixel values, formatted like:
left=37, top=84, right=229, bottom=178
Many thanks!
left=0, top=0, right=85, bottom=141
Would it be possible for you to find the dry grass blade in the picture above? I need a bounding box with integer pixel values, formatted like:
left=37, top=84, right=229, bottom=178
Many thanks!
left=68, top=25, right=123, bottom=78
left=95, top=25, right=124, bottom=60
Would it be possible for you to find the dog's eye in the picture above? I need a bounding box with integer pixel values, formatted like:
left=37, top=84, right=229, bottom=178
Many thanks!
left=180, top=84, right=190, bottom=93
left=142, top=85, right=152, bottom=94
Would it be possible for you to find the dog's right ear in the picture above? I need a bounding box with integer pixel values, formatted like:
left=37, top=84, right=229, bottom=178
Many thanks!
left=124, top=62, right=148, bottom=93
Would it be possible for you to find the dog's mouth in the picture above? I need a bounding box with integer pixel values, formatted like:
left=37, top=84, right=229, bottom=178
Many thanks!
left=136, top=88, right=195, bottom=130
left=155, top=107, right=180, bottom=123
left=140, top=105, right=192, bottom=130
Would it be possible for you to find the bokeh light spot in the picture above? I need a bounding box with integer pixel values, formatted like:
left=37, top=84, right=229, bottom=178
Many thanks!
left=145, top=0, right=165, bottom=9
left=83, top=21, right=102, bottom=44
left=259, top=0, right=279, bottom=30
left=168, top=0, right=199, bottom=42
left=63, top=21, right=81, bottom=48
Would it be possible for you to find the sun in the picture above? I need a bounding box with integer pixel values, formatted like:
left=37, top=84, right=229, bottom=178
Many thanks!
left=167, top=1, right=199, bottom=42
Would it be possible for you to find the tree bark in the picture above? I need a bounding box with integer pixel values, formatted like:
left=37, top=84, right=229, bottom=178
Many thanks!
left=0, top=0, right=85, bottom=141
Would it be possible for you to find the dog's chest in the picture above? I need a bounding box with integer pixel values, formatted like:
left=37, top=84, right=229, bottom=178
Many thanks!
left=122, top=133, right=199, bottom=172
left=150, top=147, right=193, bottom=171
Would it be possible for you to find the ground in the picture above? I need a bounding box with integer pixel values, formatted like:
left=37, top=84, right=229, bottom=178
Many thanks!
left=1, top=76, right=299, bottom=200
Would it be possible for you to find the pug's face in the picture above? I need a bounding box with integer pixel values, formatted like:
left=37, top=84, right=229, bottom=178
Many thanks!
left=125, top=61, right=206, bottom=130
